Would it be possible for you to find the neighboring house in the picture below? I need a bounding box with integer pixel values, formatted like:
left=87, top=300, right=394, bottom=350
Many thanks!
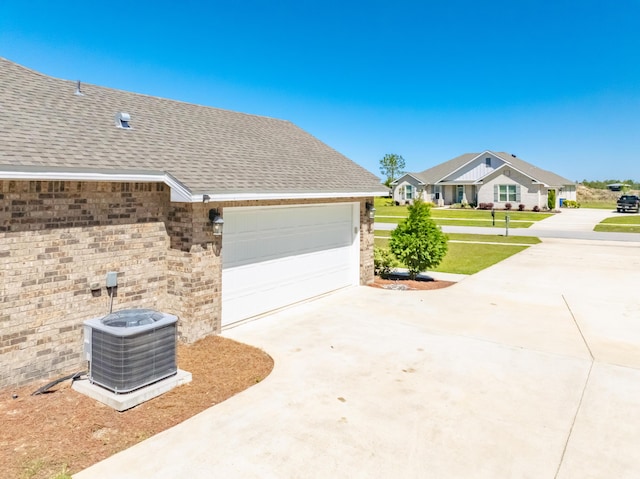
left=0, top=58, right=386, bottom=388
left=392, top=151, right=576, bottom=210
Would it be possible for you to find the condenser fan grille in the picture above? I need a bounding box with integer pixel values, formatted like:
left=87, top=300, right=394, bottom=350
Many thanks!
left=84, top=309, right=178, bottom=394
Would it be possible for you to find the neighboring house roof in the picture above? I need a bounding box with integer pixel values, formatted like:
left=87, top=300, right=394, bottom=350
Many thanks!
left=0, top=58, right=385, bottom=201
left=390, top=174, right=425, bottom=186
left=409, top=151, right=574, bottom=187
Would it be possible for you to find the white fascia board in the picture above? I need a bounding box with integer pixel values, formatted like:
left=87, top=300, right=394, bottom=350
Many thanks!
left=200, top=190, right=388, bottom=202
left=475, top=162, right=539, bottom=184
left=0, top=168, right=194, bottom=203
left=0, top=168, right=167, bottom=183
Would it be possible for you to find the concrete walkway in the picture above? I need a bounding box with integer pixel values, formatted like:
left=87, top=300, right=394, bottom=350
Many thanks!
left=75, top=237, right=640, bottom=479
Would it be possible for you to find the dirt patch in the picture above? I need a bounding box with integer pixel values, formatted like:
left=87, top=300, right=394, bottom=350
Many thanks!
left=0, top=336, right=273, bottom=479
left=370, top=276, right=456, bottom=291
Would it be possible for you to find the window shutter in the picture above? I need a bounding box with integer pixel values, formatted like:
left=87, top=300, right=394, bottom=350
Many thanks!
left=494, top=184, right=498, bottom=202
left=516, top=185, right=521, bottom=202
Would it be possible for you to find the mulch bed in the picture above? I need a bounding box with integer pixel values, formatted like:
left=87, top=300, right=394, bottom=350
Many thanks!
left=370, top=275, right=456, bottom=291
left=0, top=336, right=274, bottom=479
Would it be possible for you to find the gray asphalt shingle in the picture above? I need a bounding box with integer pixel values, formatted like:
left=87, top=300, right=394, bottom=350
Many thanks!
left=411, top=151, right=573, bottom=186
left=0, top=58, right=383, bottom=196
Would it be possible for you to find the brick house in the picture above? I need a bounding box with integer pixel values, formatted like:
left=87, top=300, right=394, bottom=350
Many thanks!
left=0, top=58, right=385, bottom=388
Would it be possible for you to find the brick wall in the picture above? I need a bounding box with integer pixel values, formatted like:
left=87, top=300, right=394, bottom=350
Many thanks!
left=0, top=180, right=220, bottom=388
left=164, top=244, right=221, bottom=342
left=1, top=181, right=374, bottom=389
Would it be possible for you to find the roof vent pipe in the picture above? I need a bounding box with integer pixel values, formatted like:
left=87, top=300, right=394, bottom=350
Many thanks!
left=74, top=80, right=84, bottom=96
left=115, top=112, right=131, bottom=129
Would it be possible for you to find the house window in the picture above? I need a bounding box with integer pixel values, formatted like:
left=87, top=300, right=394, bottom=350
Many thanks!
left=499, top=184, right=517, bottom=202
left=405, top=185, right=413, bottom=200
left=485, top=158, right=491, bottom=166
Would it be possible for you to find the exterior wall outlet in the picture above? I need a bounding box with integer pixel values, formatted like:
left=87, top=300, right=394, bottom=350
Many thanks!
left=106, top=272, right=118, bottom=288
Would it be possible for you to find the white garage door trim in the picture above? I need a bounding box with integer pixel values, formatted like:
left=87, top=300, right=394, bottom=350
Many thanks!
left=221, top=202, right=360, bottom=327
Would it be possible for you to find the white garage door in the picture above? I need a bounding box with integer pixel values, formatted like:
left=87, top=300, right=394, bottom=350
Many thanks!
left=221, top=203, right=359, bottom=326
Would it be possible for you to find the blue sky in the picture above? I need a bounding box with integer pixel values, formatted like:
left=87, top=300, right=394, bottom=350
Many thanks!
left=1, top=1, right=638, bottom=182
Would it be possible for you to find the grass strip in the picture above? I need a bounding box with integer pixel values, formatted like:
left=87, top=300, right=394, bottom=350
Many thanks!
left=374, top=237, right=531, bottom=274
left=598, top=216, right=640, bottom=225
left=433, top=243, right=529, bottom=275
left=594, top=224, right=640, bottom=233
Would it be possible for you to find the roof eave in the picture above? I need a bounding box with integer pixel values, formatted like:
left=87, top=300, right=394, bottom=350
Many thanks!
left=201, top=190, right=389, bottom=201
left=0, top=167, right=386, bottom=202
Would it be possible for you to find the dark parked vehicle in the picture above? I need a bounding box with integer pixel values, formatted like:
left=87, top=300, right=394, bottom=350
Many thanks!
left=617, top=195, right=640, bottom=213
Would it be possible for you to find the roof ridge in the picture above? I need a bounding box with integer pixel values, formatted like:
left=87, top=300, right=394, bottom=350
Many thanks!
left=0, top=56, right=289, bottom=124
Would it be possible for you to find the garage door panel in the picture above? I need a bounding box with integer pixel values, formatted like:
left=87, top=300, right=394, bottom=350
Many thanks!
left=224, top=247, right=352, bottom=301
left=222, top=203, right=358, bottom=326
left=224, top=223, right=352, bottom=268
left=223, top=248, right=352, bottom=321
left=223, top=206, right=353, bottom=269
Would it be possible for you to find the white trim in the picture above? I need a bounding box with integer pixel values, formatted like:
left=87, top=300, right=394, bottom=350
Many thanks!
left=0, top=168, right=195, bottom=203
left=202, top=191, right=387, bottom=202
left=0, top=168, right=385, bottom=203
left=473, top=162, right=540, bottom=185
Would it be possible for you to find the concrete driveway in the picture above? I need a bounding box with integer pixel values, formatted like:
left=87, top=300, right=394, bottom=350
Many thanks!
left=75, top=237, right=640, bottom=479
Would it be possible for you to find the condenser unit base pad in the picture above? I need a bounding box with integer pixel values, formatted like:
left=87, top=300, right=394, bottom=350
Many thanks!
left=72, top=369, right=192, bottom=411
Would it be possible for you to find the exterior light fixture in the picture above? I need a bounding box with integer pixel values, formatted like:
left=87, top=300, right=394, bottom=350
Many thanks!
left=208, top=208, right=224, bottom=236
left=202, top=194, right=210, bottom=203
left=365, top=202, right=376, bottom=220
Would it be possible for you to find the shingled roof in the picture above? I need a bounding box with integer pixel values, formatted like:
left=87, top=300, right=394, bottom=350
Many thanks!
left=410, top=151, right=574, bottom=186
left=0, top=58, right=385, bottom=201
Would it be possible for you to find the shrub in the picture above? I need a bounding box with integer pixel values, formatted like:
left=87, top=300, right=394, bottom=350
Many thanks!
left=518, top=203, right=525, bottom=211
left=373, top=247, right=399, bottom=278
left=505, top=203, right=512, bottom=210
left=561, top=200, right=581, bottom=208
left=532, top=205, right=540, bottom=212
left=548, top=189, right=556, bottom=210
left=477, top=202, right=495, bottom=210
left=389, top=199, right=448, bottom=279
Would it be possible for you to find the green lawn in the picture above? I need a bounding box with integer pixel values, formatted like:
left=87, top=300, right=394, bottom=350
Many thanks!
left=374, top=236, right=535, bottom=274
left=373, top=197, right=551, bottom=228
left=375, top=230, right=540, bottom=244
left=433, top=218, right=533, bottom=228
left=375, top=215, right=534, bottom=228
left=445, top=233, right=541, bottom=244
left=579, top=201, right=617, bottom=210
left=594, top=215, right=640, bottom=233
left=433, top=243, right=529, bottom=275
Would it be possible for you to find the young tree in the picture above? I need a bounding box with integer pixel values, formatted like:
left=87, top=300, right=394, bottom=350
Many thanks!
left=389, top=199, right=448, bottom=279
left=379, top=153, right=406, bottom=189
